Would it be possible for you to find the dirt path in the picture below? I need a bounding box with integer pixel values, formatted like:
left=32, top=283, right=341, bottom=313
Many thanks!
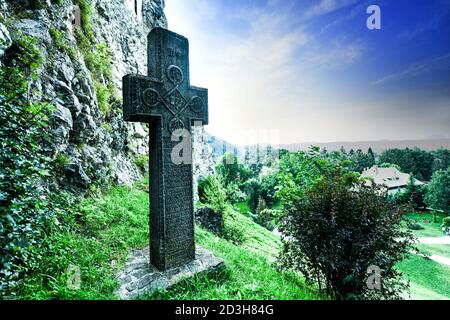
left=415, top=236, right=450, bottom=245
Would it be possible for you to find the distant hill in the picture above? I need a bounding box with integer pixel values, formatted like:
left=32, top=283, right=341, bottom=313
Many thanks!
left=202, top=134, right=450, bottom=164
left=279, top=139, right=450, bottom=153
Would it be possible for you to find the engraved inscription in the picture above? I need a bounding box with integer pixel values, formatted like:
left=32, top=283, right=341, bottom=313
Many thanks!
left=167, top=47, right=183, bottom=59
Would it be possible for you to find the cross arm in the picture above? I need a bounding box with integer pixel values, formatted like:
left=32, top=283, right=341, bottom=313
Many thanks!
left=123, top=74, right=164, bottom=123
left=186, top=86, right=208, bottom=126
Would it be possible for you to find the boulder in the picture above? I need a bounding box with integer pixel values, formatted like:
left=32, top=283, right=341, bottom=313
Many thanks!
left=195, top=207, right=224, bottom=235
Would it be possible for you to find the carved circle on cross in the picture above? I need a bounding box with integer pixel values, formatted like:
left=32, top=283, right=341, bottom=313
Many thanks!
left=190, top=96, right=203, bottom=113
left=167, top=65, right=183, bottom=85
left=142, top=88, right=160, bottom=108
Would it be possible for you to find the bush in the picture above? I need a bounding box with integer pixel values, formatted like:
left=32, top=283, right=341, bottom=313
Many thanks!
left=252, top=208, right=282, bottom=231
left=197, top=176, right=246, bottom=244
left=245, top=178, right=261, bottom=213
left=224, top=182, right=246, bottom=203
left=133, top=154, right=149, bottom=172
left=442, top=217, right=450, bottom=235
left=259, top=167, right=279, bottom=207
left=408, top=223, right=424, bottom=231
left=197, top=175, right=227, bottom=215
left=278, top=166, right=414, bottom=300
left=0, top=35, right=56, bottom=295
left=222, top=208, right=247, bottom=245
left=442, top=217, right=450, bottom=228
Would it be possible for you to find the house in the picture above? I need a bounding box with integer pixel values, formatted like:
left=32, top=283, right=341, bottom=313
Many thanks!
left=361, top=165, right=424, bottom=195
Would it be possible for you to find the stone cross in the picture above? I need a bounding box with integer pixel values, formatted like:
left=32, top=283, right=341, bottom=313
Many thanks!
left=123, top=28, right=208, bottom=271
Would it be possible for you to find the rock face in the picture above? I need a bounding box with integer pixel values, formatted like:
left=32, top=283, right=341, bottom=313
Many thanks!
left=192, top=126, right=217, bottom=201
left=1, top=0, right=166, bottom=188
left=0, top=22, right=12, bottom=60
left=1, top=0, right=217, bottom=196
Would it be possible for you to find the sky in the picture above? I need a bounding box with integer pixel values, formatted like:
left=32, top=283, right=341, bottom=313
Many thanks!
left=165, top=0, right=450, bottom=145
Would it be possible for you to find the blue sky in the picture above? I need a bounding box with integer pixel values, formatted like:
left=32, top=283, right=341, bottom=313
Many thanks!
left=165, top=0, right=450, bottom=145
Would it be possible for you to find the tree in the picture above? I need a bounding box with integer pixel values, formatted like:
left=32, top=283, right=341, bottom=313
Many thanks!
left=277, top=147, right=339, bottom=207
left=395, top=176, right=427, bottom=210
left=368, top=147, right=375, bottom=163
left=258, top=165, right=279, bottom=207
left=278, top=166, right=413, bottom=300
left=432, top=148, right=450, bottom=173
left=245, top=178, right=261, bottom=213
left=349, top=149, right=375, bottom=173
left=379, top=148, right=434, bottom=181
left=425, top=168, right=450, bottom=214
left=215, top=152, right=251, bottom=189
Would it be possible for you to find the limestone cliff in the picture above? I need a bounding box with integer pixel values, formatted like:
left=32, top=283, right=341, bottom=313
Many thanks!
left=1, top=0, right=214, bottom=192
left=0, top=0, right=219, bottom=195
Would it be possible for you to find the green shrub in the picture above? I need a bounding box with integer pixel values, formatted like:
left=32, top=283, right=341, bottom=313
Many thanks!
left=134, top=154, right=149, bottom=172
left=0, top=35, right=56, bottom=296
left=198, top=176, right=247, bottom=244
left=252, top=208, right=282, bottom=231
left=278, top=161, right=414, bottom=300
left=442, top=217, right=450, bottom=228
left=245, top=178, right=261, bottom=213
left=198, top=175, right=227, bottom=213
left=54, top=153, right=70, bottom=172
left=409, top=223, right=424, bottom=231
left=94, top=81, right=111, bottom=115
left=49, top=27, right=77, bottom=60
left=222, top=207, right=246, bottom=245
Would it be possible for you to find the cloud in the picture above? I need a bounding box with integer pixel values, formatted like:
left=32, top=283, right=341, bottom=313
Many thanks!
left=165, top=0, right=367, bottom=144
left=304, top=0, right=359, bottom=19
left=371, top=53, right=450, bottom=85
left=165, top=0, right=449, bottom=144
left=399, top=16, right=440, bottom=40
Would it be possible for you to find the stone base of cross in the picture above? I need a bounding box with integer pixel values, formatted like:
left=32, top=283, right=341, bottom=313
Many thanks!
left=123, top=28, right=208, bottom=271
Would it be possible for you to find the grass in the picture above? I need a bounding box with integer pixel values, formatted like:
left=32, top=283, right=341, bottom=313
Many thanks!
left=16, top=183, right=319, bottom=300
left=398, top=211, right=450, bottom=300
left=146, top=224, right=319, bottom=300
left=233, top=201, right=251, bottom=217
left=397, top=255, right=450, bottom=300
left=402, top=211, right=448, bottom=237
left=416, top=244, right=450, bottom=260
left=18, top=185, right=150, bottom=299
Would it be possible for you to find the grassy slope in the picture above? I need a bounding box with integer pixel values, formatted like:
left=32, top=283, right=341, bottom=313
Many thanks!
left=397, top=255, right=450, bottom=300
left=147, top=224, right=319, bottom=300
left=18, top=185, right=319, bottom=300
left=398, top=211, right=450, bottom=300
left=402, top=211, right=447, bottom=237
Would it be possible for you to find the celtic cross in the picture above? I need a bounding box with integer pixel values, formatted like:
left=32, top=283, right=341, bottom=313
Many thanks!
left=123, top=28, right=208, bottom=271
